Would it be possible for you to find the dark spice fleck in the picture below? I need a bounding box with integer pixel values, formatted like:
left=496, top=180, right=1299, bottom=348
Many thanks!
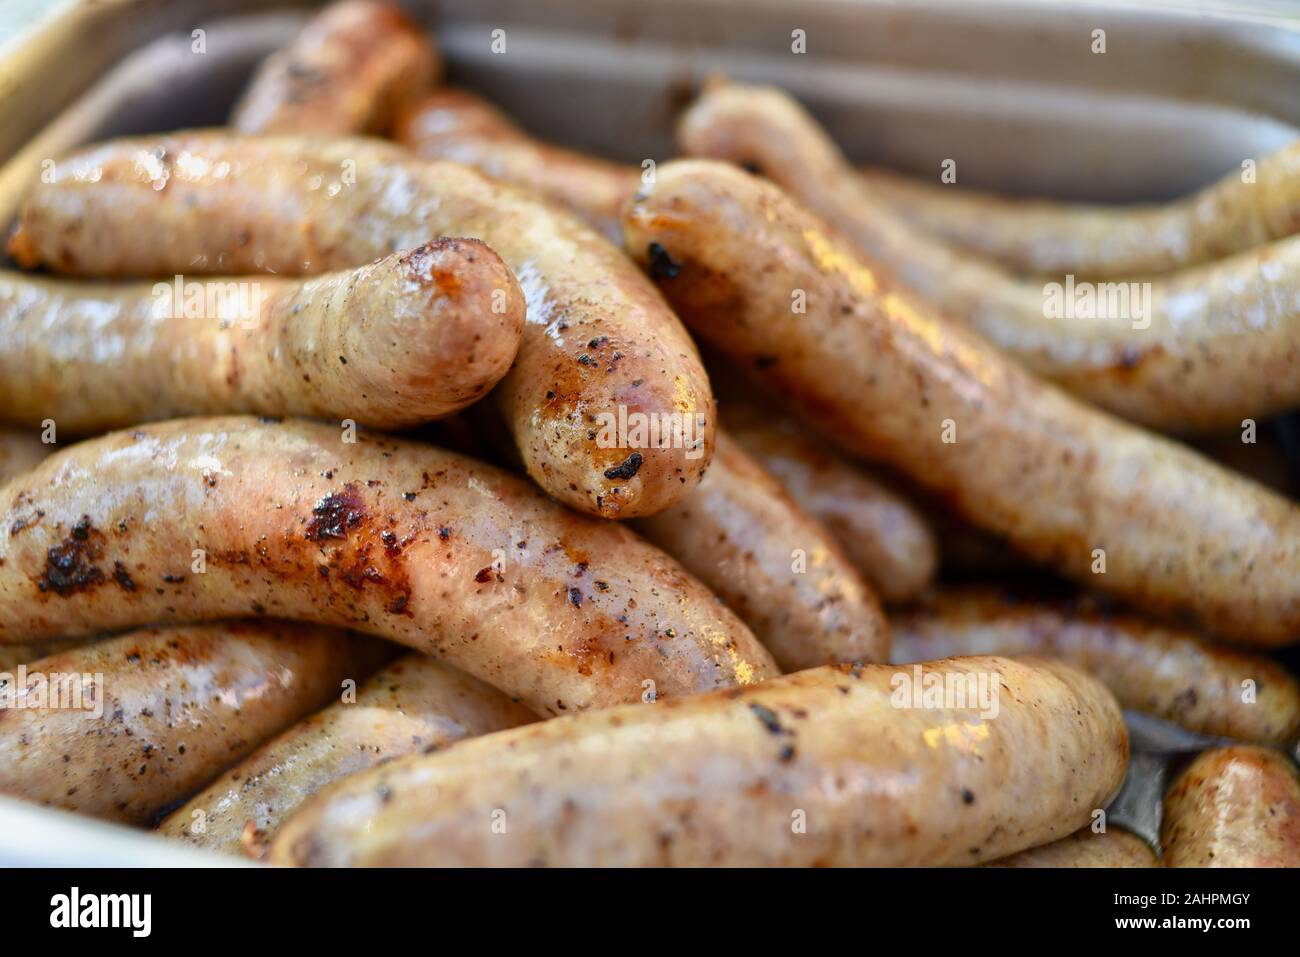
left=603, top=452, right=643, bottom=481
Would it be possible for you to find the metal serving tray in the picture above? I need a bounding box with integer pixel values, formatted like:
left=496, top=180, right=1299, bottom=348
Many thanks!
left=1, top=0, right=1298, bottom=866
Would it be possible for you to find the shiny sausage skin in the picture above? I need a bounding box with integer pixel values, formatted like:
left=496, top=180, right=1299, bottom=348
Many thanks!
left=0, top=417, right=775, bottom=714
left=1162, top=746, right=1300, bottom=867
left=231, top=0, right=439, bottom=135
left=270, top=656, right=1126, bottom=866
left=722, top=406, right=937, bottom=603
left=0, top=427, right=49, bottom=482
left=0, top=621, right=387, bottom=824
left=634, top=430, right=889, bottom=671
left=677, top=82, right=1300, bottom=431
left=6, top=133, right=712, bottom=518
left=856, top=145, right=1300, bottom=279
left=395, top=89, right=641, bottom=242
left=0, top=239, right=524, bottom=432
left=158, top=654, right=535, bottom=856
left=623, top=160, right=1300, bottom=648
left=890, top=588, right=1300, bottom=745
left=985, top=827, right=1159, bottom=867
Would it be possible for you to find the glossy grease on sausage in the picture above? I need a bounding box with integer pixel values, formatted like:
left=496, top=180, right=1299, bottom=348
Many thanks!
left=0, top=416, right=775, bottom=714
left=7, top=133, right=712, bottom=518
left=158, top=654, right=535, bottom=856
left=623, top=159, right=1300, bottom=647
left=270, top=656, right=1126, bottom=867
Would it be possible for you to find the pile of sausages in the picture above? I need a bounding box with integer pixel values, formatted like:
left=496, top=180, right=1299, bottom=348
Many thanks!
left=1, top=0, right=1298, bottom=867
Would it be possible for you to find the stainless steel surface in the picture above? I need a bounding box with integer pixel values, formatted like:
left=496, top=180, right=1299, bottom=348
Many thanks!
left=1, top=0, right=1298, bottom=866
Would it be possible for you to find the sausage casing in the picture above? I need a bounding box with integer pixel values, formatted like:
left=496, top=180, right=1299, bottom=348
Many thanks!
left=984, top=827, right=1159, bottom=867
left=157, top=654, right=535, bottom=856
left=0, top=621, right=387, bottom=824
left=1161, top=745, right=1300, bottom=867
left=623, top=159, right=1300, bottom=647
left=890, top=588, right=1300, bottom=745
left=634, top=429, right=889, bottom=670
left=231, top=0, right=439, bottom=135
left=0, top=416, right=775, bottom=714
left=270, top=656, right=1127, bottom=867
left=0, top=239, right=524, bottom=431
left=6, top=133, right=714, bottom=519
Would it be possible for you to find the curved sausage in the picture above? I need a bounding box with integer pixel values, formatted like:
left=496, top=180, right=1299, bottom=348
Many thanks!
left=0, top=239, right=524, bottom=432
left=721, top=406, right=937, bottom=603
left=231, top=0, right=439, bottom=135
left=0, top=621, right=388, bottom=824
left=395, top=88, right=640, bottom=242
left=856, top=146, right=1300, bottom=279
left=677, top=82, right=1300, bottom=431
left=890, top=588, right=1300, bottom=745
left=634, top=429, right=889, bottom=671
left=270, top=656, right=1127, bottom=867
left=622, top=159, right=1300, bottom=647
left=0, top=416, right=776, bottom=714
left=985, top=827, right=1159, bottom=867
left=6, top=133, right=713, bottom=518
left=1162, top=745, right=1300, bottom=867
left=0, top=426, right=49, bottom=482
left=158, top=654, right=535, bottom=856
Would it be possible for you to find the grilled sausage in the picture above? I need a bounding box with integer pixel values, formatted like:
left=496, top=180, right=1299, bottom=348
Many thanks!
left=0, top=621, right=387, bottom=824
left=395, top=88, right=640, bottom=242
left=856, top=145, right=1300, bottom=279
left=270, top=656, right=1127, bottom=866
left=1162, top=745, right=1300, bottom=866
left=985, top=827, right=1159, bottom=867
left=6, top=133, right=713, bottom=518
left=0, top=416, right=775, bottom=714
left=891, top=588, right=1300, bottom=744
left=634, top=430, right=889, bottom=670
left=622, top=160, right=1300, bottom=647
left=722, top=407, right=937, bottom=603
left=158, top=654, right=535, bottom=856
left=231, top=0, right=439, bottom=135
left=0, top=426, right=48, bottom=482
left=0, top=240, right=523, bottom=432
left=677, top=82, right=1300, bottom=431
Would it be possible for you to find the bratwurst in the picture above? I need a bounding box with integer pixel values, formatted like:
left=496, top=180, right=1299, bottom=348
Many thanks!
left=6, top=133, right=714, bottom=518
left=0, top=239, right=524, bottom=432
left=158, top=654, right=535, bottom=856
left=0, top=416, right=775, bottom=714
left=0, top=621, right=387, bottom=824
left=623, top=160, right=1300, bottom=647
left=270, top=656, right=1127, bottom=867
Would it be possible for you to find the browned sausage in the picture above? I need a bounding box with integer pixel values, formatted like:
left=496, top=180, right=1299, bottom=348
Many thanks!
left=0, top=637, right=88, bottom=671
left=6, top=133, right=713, bottom=519
left=622, top=159, right=1300, bottom=647
left=0, top=416, right=776, bottom=715
left=0, top=621, right=388, bottom=824
left=985, top=827, right=1159, bottom=867
left=891, top=588, right=1300, bottom=744
left=157, top=654, right=535, bottom=856
left=856, top=146, right=1300, bottom=279
left=395, top=88, right=640, bottom=242
left=677, top=82, right=1300, bottom=431
left=721, top=406, right=937, bottom=602
left=634, top=429, right=889, bottom=670
left=231, top=0, right=439, bottom=135
left=0, top=240, right=524, bottom=432
left=1162, top=746, right=1300, bottom=866
left=270, top=657, right=1127, bottom=866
